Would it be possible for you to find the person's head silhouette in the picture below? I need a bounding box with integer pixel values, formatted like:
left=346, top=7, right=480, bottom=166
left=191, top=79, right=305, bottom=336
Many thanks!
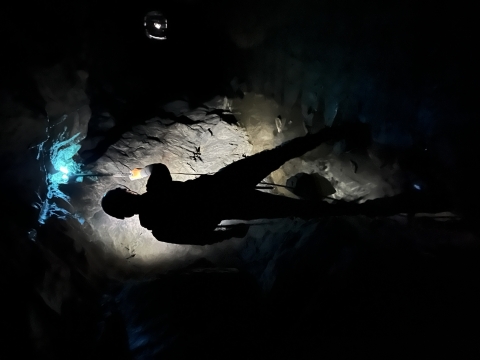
left=101, top=187, right=141, bottom=219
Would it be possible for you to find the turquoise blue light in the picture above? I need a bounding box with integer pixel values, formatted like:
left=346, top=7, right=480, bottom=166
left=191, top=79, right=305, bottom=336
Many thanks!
left=37, top=126, right=86, bottom=225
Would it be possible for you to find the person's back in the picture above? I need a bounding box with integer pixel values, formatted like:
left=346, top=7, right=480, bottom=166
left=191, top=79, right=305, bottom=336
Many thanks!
left=138, top=175, right=227, bottom=245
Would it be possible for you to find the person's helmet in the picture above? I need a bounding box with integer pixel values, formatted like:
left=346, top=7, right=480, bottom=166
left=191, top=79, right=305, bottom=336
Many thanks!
left=101, top=188, right=138, bottom=219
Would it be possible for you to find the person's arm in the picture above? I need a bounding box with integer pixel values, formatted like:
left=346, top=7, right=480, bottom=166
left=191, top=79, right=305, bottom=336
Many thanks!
left=151, top=224, right=249, bottom=245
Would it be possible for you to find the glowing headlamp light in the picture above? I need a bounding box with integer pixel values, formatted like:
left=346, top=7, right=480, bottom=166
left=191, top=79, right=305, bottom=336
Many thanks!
left=59, top=166, right=69, bottom=180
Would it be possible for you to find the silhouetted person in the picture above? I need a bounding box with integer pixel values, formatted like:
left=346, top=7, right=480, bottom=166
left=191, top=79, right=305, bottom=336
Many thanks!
left=102, top=124, right=371, bottom=245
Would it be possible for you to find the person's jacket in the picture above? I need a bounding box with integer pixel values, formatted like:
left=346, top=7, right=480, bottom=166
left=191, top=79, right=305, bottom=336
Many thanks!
left=138, top=164, right=247, bottom=245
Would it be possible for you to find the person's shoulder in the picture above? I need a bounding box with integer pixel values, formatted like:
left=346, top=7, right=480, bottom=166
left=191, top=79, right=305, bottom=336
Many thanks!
left=148, top=164, right=172, bottom=177
left=148, top=163, right=168, bottom=170
left=146, top=165, right=173, bottom=193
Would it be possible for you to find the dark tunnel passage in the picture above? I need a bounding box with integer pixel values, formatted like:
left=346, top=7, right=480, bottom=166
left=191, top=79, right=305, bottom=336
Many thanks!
left=1, top=1, right=480, bottom=359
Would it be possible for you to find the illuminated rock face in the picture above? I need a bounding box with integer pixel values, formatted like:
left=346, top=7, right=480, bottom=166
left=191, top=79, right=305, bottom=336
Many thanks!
left=69, top=103, right=253, bottom=276
left=65, top=93, right=403, bottom=278
left=231, top=92, right=402, bottom=202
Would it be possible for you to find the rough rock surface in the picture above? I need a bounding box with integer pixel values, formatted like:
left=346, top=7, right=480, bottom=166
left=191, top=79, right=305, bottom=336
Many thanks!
left=231, top=92, right=403, bottom=202
left=63, top=93, right=406, bottom=279
left=66, top=103, right=254, bottom=277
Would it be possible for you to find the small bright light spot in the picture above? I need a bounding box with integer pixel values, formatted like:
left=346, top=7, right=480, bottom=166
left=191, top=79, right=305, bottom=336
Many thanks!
left=60, top=166, right=69, bottom=174
left=154, top=22, right=161, bottom=29
left=413, top=184, right=421, bottom=190
left=62, top=174, right=69, bottom=180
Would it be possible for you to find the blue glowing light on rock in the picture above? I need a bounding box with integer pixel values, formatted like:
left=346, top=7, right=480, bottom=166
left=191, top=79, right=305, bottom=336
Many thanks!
left=36, top=125, right=86, bottom=225
left=49, top=130, right=82, bottom=175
